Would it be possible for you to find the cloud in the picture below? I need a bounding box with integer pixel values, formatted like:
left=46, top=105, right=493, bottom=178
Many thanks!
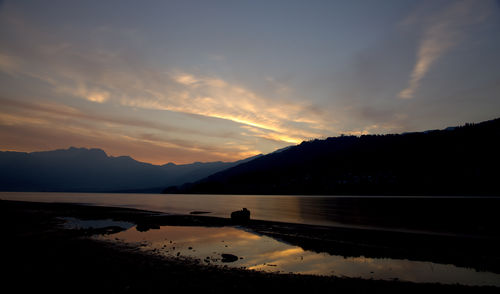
left=398, top=0, right=493, bottom=99
left=173, top=73, right=200, bottom=86
left=164, top=72, right=328, bottom=143
left=0, top=108, right=259, bottom=164
left=0, top=12, right=330, bottom=147
left=0, top=97, right=203, bottom=137
left=84, top=91, right=110, bottom=103
left=0, top=53, right=21, bottom=76
left=0, top=122, right=251, bottom=165
left=0, top=97, right=264, bottom=163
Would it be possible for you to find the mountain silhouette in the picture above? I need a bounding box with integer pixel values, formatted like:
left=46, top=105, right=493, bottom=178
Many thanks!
left=165, top=118, right=500, bottom=196
left=0, top=147, right=260, bottom=192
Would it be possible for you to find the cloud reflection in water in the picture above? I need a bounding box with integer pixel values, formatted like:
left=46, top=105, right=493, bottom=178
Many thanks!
left=99, top=225, right=500, bottom=287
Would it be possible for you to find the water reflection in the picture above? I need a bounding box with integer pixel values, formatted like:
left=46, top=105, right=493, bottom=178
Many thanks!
left=98, top=225, right=500, bottom=287
left=4, top=192, right=500, bottom=236
left=60, top=217, right=134, bottom=230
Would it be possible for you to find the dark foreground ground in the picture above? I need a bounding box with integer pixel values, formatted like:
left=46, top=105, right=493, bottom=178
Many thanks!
left=1, top=200, right=499, bottom=294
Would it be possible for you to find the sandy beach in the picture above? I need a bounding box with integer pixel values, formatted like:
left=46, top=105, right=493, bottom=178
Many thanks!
left=1, top=199, right=499, bottom=293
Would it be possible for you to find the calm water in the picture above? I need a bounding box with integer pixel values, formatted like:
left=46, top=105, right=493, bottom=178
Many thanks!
left=2, top=192, right=499, bottom=235
left=93, top=224, right=500, bottom=287
left=4, top=192, right=500, bottom=286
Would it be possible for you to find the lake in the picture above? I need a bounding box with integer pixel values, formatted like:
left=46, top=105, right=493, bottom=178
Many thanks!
left=3, top=192, right=500, bottom=286
left=97, top=224, right=500, bottom=286
left=1, top=192, right=499, bottom=235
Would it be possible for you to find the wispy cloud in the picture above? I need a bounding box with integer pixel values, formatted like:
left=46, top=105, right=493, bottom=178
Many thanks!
left=162, top=72, right=325, bottom=143
left=0, top=98, right=261, bottom=164
left=398, top=0, right=492, bottom=99
left=0, top=14, right=328, bottom=146
left=0, top=53, right=21, bottom=77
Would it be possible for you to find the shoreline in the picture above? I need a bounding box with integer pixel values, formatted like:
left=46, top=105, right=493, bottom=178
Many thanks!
left=1, top=199, right=499, bottom=293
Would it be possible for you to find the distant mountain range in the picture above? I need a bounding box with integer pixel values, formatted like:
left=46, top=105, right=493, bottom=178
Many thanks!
left=0, top=147, right=260, bottom=193
left=165, top=118, right=500, bottom=196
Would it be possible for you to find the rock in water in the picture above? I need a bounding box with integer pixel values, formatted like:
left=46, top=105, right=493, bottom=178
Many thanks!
left=221, top=254, right=238, bottom=263
left=230, top=208, right=250, bottom=223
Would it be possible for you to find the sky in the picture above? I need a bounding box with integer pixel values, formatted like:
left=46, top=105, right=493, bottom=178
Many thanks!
left=0, top=0, right=499, bottom=165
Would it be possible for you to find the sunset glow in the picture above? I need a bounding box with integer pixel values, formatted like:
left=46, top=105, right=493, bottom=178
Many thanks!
left=1, top=0, right=499, bottom=164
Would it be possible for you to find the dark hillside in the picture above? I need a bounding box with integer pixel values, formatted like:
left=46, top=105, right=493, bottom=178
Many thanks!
left=0, top=147, right=259, bottom=192
left=166, top=118, right=500, bottom=196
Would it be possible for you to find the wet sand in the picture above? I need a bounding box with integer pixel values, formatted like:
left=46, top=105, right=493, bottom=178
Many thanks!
left=1, top=200, right=498, bottom=293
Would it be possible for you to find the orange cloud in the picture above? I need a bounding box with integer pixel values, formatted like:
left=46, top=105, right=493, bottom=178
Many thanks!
left=0, top=98, right=262, bottom=164
left=0, top=14, right=337, bottom=159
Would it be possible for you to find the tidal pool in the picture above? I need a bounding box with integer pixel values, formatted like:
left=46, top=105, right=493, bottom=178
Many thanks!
left=60, top=217, right=135, bottom=230
left=97, top=225, right=500, bottom=287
